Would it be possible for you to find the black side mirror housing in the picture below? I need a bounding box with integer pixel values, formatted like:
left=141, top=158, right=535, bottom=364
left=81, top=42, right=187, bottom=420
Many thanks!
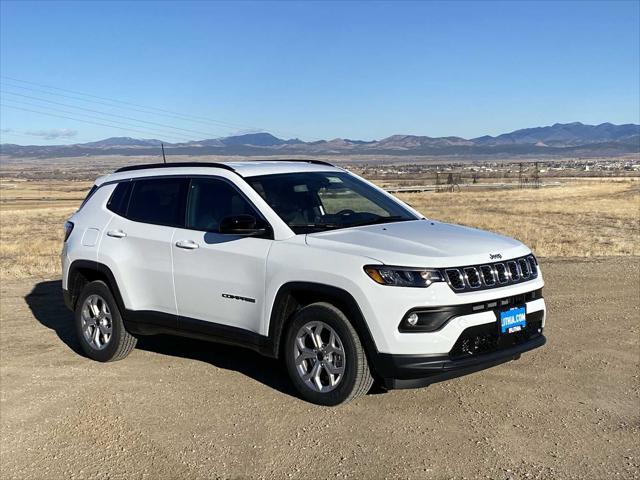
left=219, top=214, right=271, bottom=237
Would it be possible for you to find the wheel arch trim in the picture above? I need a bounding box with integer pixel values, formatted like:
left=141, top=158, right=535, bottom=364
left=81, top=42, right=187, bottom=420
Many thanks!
left=266, top=281, right=380, bottom=361
left=66, top=260, right=127, bottom=313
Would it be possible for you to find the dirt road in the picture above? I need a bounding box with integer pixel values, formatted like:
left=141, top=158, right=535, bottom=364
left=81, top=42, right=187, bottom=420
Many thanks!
left=1, top=257, right=638, bottom=479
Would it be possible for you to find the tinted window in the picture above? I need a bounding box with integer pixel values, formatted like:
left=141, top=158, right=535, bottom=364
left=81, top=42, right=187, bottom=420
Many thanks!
left=127, top=178, right=188, bottom=227
left=107, top=182, right=132, bottom=216
left=187, top=178, right=262, bottom=232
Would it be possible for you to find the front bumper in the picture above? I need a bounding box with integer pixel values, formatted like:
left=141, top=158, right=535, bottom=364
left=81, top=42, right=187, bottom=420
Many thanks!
left=376, top=334, right=545, bottom=389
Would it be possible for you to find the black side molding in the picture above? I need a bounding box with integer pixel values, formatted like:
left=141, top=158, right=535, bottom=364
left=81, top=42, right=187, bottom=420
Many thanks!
left=124, top=310, right=273, bottom=355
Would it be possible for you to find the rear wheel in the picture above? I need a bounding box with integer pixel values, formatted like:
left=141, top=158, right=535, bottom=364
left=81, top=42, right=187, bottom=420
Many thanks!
left=74, top=280, right=137, bottom=362
left=284, top=302, right=373, bottom=406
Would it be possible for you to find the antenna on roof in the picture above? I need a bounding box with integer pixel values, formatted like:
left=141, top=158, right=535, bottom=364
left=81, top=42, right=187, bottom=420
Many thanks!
left=161, top=143, right=167, bottom=164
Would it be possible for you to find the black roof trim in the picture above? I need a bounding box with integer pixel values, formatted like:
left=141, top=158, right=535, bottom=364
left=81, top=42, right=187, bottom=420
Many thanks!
left=114, top=159, right=335, bottom=174
left=115, top=162, right=235, bottom=173
left=245, top=159, right=335, bottom=167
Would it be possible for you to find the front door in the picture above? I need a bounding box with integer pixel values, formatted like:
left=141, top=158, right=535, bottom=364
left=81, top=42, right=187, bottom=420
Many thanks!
left=172, top=177, right=273, bottom=333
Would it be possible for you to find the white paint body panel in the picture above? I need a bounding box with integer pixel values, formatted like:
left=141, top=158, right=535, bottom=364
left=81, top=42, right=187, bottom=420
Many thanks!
left=99, top=215, right=177, bottom=314
left=172, top=228, right=272, bottom=332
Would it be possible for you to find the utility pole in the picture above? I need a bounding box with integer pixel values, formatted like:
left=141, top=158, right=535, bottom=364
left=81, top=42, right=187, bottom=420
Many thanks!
left=519, top=163, right=523, bottom=189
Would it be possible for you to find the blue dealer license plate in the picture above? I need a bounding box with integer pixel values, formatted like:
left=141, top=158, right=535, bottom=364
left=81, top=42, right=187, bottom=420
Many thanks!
left=500, top=307, right=526, bottom=334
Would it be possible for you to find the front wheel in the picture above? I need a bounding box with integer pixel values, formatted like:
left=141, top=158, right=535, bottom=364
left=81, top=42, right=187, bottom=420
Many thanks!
left=284, top=302, right=373, bottom=406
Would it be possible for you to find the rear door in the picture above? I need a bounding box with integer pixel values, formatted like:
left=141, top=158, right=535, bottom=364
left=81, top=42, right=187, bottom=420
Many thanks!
left=172, top=176, right=273, bottom=333
left=99, top=177, right=188, bottom=321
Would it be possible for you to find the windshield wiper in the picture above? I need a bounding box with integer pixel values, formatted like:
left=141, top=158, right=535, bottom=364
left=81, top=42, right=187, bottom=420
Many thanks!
left=348, top=216, right=412, bottom=228
left=290, top=223, right=341, bottom=232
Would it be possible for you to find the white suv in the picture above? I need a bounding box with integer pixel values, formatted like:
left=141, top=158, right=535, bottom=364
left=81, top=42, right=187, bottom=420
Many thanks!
left=62, top=160, right=546, bottom=405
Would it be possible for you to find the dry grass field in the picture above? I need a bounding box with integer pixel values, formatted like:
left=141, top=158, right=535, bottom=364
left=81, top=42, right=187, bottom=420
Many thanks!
left=397, top=180, right=640, bottom=257
left=0, top=179, right=92, bottom=278
left=0, top=176, right=638, bottom=279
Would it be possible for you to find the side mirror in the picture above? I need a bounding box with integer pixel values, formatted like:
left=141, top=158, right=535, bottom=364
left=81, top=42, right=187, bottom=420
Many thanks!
left=219, top=214, right=270, bottom=236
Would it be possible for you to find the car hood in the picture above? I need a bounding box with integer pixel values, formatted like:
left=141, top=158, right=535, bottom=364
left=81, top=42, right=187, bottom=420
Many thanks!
left=305, top=219, right=530, bottom=267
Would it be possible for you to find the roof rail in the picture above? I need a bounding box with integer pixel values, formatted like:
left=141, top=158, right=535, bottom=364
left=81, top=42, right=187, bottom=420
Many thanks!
left=114, top=162, right=236, bottom=173
left=243, top=159, right=335, bottom=167
left=114, top=159, right=336, bottom=174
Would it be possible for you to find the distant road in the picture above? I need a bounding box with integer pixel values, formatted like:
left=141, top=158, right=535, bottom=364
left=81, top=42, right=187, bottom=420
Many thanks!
left=385, top=181, right=563, bottom=193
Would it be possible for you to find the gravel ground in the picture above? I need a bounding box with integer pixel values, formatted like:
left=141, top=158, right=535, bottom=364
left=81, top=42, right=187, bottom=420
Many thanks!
left=1, top=257, right=638, bottom=479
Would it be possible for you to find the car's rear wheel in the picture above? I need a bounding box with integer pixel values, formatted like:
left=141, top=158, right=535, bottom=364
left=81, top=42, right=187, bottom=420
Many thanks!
left=74, top=280, right=137, bottom=362
left=284, top=302, right=373, bottom=406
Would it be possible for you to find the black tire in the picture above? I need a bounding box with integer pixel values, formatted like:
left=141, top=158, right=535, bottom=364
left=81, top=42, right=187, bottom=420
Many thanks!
left=284, top=302, right=373, bottom=406
left=74, top=280, right=137, bottom=362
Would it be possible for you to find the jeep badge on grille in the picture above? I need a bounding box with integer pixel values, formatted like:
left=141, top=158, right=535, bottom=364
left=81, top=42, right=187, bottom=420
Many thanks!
left=489, top=253, right=502, bottom=260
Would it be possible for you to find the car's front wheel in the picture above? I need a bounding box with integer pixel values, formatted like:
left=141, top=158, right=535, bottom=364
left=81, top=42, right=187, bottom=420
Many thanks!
left=74, top=280, right=137, bottom=362
left=284, top=302, right=373, bottom=406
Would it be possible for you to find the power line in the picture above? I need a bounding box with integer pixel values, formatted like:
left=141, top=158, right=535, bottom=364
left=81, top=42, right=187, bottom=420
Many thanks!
left=1, top=99, right=198, bottom=142
left=1, top=90, right=222, bottom=139
left=0, top=75, right=309, bottom=140
left=0, top=103, right=195, bottom=143
left=1, top=76, right=248, bottom=130
left=1, top=81, right=234, bottom=136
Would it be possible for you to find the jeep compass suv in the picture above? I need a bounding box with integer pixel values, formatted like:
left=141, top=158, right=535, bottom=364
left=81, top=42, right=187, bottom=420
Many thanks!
left=62, top=160, right=546, bottom=405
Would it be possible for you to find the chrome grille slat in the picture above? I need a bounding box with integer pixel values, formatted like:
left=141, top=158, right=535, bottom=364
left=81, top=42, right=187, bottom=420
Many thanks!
left=442, top=255, right=538, bottom=293
left=507, top=261, right=520, bottom=281
left=464, top=267, right=481, bottom=288
left=494, top=263, right=508, bottom=284
left=445, top=269, right=465, bottom=290
left=528, top=256, right=537, bottom=277
left=480, top=265, right=496, bottom=286
left=518, top=258, right=530, bottom=278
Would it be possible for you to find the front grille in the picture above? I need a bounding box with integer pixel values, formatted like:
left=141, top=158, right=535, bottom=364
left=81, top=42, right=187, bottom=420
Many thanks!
left=442, top=255, right=538, bottom=293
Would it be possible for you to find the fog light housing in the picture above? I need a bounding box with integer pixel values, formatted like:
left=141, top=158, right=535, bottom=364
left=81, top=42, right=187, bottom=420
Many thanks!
left=407, top=313, right=419, bottom=326
left=399, top=309, right=454, bottom=333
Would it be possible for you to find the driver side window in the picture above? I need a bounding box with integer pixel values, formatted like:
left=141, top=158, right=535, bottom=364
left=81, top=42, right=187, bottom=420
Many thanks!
left=186, top=178, right=261, bottom=232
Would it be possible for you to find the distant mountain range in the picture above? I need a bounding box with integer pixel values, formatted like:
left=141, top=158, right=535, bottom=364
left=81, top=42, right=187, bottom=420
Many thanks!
left=1, top=122, right=638, bottom=158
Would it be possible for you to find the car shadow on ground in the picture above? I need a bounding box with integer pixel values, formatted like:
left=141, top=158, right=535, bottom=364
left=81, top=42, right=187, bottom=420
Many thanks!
left=25, top=280, right=297, bottom=398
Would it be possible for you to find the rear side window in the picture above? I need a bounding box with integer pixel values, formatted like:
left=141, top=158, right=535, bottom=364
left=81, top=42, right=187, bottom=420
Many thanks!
left=107, top=182, right=132, bottom=216
left=126, top=178, right=189, bottom=227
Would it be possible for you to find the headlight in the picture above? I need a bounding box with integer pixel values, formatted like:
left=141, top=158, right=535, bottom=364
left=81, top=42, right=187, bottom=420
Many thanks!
left=364, top=265, right=445, bottom=288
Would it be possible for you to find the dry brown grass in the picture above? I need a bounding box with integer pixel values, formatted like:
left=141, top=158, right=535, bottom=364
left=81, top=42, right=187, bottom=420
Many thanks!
left=1, top=177, right=638, bottom=280
left=397, top=181, right=640, bottom=257
left=0, top=179, right=92, bottom=279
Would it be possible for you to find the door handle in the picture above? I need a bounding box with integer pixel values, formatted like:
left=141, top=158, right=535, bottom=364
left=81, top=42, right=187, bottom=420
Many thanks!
left=107, top=230, right=127, bottom=238
left=175, top=240, right=199, bottom=250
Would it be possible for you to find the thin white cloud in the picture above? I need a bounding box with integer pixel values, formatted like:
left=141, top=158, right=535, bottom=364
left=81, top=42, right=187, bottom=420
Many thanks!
left=25, top=128, right=78, bottom=140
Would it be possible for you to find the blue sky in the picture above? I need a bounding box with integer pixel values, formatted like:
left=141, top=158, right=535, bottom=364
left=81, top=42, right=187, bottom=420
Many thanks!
left=1, top=0, right=639, bottom=145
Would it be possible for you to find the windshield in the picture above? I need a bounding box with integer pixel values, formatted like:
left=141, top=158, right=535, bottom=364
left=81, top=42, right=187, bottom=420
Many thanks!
left=248, top=171, right=419, bottom=234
